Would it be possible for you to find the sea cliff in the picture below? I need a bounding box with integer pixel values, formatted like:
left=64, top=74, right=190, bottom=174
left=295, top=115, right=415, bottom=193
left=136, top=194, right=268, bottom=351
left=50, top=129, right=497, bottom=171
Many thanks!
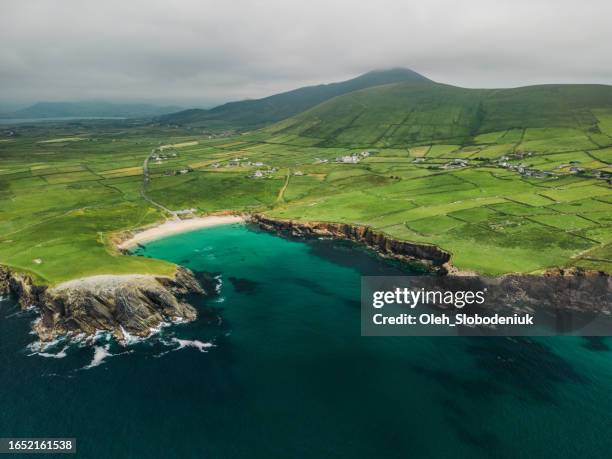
left=2, top=215, right=608, bottom=343
left=0, top=265, right=206, bottom=343
left=251, top=214, right=451, bottom=272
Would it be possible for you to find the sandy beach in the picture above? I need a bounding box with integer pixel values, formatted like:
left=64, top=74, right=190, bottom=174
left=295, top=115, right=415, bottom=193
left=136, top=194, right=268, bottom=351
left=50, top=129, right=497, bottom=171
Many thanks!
left=118, top=215, right=245, bottom=249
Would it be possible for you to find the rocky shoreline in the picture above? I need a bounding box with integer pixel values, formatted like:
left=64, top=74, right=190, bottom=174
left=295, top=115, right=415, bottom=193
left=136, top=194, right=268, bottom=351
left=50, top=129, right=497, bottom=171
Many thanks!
left=250, top=215, right=610, bottom=277
left=2, top=214, right=609, bottom=343
left=251, top=214, right=452, bottom=273
left=251, top=215, right=611, bottom=317
left=0, top=265, right=207, bottom=343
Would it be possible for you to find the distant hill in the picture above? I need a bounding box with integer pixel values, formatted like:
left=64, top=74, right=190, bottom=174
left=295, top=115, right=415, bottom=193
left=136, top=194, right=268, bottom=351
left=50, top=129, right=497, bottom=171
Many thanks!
left=267, top=82, right=612, bottom=146
left=159, top=68, right=431, bottom=129
left=2, top=101, right=183, bottom=119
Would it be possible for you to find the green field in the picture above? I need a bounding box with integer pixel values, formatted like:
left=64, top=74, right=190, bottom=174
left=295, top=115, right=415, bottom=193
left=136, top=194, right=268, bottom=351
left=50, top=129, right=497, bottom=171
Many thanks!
left=1, top=80, right=612, bottom=284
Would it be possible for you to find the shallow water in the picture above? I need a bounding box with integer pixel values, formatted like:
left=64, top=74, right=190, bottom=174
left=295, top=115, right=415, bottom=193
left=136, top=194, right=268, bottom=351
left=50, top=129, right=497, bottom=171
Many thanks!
left=1, top=223, right=611, bottom=458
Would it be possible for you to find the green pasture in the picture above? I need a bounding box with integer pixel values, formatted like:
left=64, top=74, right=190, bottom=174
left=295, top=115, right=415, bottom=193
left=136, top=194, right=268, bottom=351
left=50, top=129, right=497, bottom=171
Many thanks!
left=1, top=97, right=612, bottom=284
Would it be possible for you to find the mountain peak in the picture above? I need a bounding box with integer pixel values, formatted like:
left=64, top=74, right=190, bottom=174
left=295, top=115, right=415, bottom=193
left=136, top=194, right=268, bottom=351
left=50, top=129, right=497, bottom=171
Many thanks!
left=161, top=67, right=432, bottom=128
left=355, top=67, right=432, bottom=83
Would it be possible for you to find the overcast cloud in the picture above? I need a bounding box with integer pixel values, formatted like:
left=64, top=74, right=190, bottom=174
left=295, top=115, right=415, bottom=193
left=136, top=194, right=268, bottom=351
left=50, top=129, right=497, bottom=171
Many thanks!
left=1, top=0, right=611, bottom=109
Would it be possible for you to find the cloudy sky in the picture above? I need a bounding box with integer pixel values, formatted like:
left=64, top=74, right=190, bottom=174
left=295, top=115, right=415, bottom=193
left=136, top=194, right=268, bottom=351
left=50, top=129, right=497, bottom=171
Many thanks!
left=1, top=0, right=611, bottom=110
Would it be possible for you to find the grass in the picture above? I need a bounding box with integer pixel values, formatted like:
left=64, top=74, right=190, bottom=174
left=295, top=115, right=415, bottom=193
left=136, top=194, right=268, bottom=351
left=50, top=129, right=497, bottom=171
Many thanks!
left=1, top=82, right=612, bottom=283
left=269, top=83, right=612, bottom=147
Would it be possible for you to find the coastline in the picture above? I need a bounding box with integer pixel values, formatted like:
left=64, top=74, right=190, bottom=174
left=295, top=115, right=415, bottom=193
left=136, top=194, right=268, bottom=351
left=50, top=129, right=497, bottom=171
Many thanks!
left=0, top=265, right=208, bottom=344
left=3, top=211, right=607, bottom=343
left=1, top=214, right=244, bottom=343
left=117, top=214, right=246, bottom=250
left=251, top=214, right=453, bottom=273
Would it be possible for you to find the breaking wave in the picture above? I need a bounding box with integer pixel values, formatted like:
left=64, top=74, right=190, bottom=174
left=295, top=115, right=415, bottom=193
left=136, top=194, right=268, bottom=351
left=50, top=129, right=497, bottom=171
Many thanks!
left=84, top=344, right=112, bottom=369
left=37, top=346, right=69, bottom=359
left=215, top=274, right=223, bottom=293
left=171, top=338, right=214, bottom=352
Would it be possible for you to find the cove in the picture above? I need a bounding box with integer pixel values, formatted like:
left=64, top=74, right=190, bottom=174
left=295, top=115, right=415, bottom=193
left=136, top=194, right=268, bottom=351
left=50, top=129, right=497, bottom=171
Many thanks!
left=0, top=223, right=611, bottom=458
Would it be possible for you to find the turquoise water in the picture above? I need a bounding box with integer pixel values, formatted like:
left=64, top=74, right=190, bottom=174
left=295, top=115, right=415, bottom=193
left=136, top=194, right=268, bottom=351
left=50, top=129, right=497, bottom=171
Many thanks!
left=1, top=223, right=611, bottom=458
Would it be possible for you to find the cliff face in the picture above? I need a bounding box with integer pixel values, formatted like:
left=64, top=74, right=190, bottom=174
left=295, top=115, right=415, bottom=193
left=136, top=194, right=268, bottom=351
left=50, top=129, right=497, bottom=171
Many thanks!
left=0, top=267, right=47, bottom=308
left=403, top=271, right=610, bottom=313
left=252, top=215, right=451, bottom=271
left=0, top=266, right=206, bottom=343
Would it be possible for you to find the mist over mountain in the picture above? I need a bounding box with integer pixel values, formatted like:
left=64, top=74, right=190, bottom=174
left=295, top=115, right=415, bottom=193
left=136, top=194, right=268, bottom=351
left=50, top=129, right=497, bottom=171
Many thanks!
left=160, top=68, right=430, bottom=129
left=1, top=101, right=183, bottom=119
left=159, top=67, right=612, bottom=145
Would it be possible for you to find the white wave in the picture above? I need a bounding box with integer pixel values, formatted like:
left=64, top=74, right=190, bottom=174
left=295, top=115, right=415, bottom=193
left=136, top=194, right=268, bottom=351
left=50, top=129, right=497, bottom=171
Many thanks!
left=154, top=336, right=180, bottom=358
left=27, top=341, right=43, bottom=353
left=84, top=344, right=111, bottom=369
left=119, top=325, right=145, bottom=345
left=27, top=337, right=68, bottom=358
left=215, top=275, right=223, bottom=293
left=90, top=329, right=113, bottom=345
left=27, top=318, right=41, bottom=335
left=171, top=338, right=214, bottom=353
left=27, top=335, right=66, bottom=353
left=120, top=323, right=175, bottom=345
left=214, top=296, right=225, bottom=303
left=148, top=320, right=174, bottom=336
left=37, top=346, right=69, bottom=359
left=92, top=329, right=107, bottom=340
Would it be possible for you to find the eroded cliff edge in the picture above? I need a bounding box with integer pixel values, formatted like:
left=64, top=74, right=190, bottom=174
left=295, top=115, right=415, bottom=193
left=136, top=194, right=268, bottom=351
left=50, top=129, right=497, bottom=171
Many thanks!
left=0, top=265, right=206, bottom=343
left=251, top=214, right=452, bottom=272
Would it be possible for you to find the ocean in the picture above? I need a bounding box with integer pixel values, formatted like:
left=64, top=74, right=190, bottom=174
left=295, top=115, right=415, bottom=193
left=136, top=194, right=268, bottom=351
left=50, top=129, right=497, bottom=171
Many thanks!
left=1, top=223, right=611, bottom=458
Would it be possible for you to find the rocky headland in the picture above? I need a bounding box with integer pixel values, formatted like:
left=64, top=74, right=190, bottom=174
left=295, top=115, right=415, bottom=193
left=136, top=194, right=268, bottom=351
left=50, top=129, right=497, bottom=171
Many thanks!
left=0, top=265, right=207, bottom=343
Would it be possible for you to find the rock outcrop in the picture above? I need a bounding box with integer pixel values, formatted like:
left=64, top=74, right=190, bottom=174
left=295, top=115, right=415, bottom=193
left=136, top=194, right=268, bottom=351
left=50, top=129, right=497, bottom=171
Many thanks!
left=0, top=265, right=14, bottom=296
left=251, top=215, right=451, bottom=271
left=0, top=266, right=47, bottom=308
left=0, top=266, right=206, bottom=343
left=402, top=271, right=610, bottom=314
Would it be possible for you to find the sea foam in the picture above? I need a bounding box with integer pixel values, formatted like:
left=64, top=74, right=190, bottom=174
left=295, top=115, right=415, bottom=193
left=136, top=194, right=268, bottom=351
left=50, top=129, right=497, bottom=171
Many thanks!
left=84, top=344, right=112, bottom=369
left=171, top=338, right=214, bottom=352
left=37, top=346, right=69, bottom=359
left=119, top=326, right=145, bottom=345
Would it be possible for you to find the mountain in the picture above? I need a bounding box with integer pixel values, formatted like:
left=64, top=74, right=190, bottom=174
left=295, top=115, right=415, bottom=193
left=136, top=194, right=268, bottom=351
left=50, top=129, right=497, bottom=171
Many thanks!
left=267, top=82, right=612, bottom=146
left=159, top=68, right=431, bottom=129
left=2, top=101, right=183, bottom=119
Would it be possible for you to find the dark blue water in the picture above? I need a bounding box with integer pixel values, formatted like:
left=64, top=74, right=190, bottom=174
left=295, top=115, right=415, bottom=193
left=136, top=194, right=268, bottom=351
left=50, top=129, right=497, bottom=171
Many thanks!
left=1, top=223, right=611, bottom=458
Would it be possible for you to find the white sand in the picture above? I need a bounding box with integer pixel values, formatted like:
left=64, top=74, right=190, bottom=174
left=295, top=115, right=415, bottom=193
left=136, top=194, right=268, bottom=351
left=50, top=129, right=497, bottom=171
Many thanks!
left=118, top=215, right=245, bottom=249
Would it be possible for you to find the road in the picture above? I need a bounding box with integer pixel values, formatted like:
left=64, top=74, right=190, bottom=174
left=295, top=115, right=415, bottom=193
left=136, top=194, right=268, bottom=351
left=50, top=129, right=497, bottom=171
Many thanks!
left=141, top=148, right=178, bottom=219
left=276, top=170, right=291, bottom=203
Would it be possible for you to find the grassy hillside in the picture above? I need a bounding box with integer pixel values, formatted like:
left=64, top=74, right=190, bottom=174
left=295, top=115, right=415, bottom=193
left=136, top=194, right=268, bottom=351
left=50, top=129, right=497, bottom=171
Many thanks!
left=1, top=79, right=611, bottom=283
left=160, top=68, right=430, bottom=129
left=269, top=83, right=612, bottom=147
